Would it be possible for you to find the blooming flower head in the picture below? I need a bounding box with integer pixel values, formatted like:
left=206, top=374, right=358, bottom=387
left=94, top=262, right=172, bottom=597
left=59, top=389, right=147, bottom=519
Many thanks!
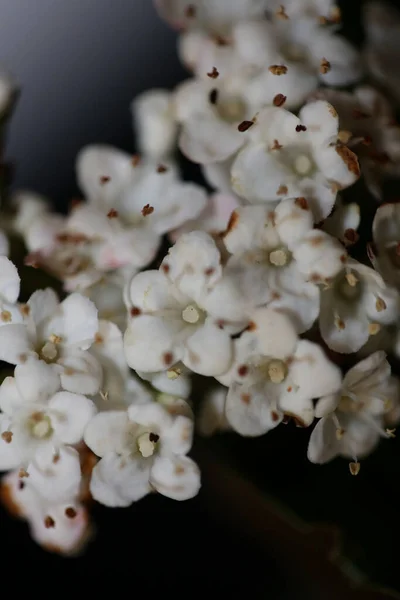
left=85, top=399, right=200, bottom=506
left=222, top=199, right=346, bottom=332
left=319, top=259, right=399, bottom=353
left=218, top=307, right=342, bottom=434
left=124, top=231, right=249, bottom=377
left=231, top=100, right=361, bottom=222
left=308, top=351, right=399, bottom=466
left=0, top=288, right=102, bottom=394
left=0, top=361, right=96, bottom=471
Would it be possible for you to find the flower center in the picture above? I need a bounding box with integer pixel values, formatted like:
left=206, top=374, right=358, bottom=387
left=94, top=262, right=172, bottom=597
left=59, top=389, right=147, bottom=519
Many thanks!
left=294, top=154, right=313, bottom=176
left=28, top=412, right=53, bottom=439
left=268, top=248, right=290, bottom=267
left=267, top=359, right=288, bottom=384
left=137, top=432, right=159, bottom=458
left=217, top=98, right=246, bottom=124
left=39, top=334, right=62, bottom=363
left=182, top=304, right=202, bottom=324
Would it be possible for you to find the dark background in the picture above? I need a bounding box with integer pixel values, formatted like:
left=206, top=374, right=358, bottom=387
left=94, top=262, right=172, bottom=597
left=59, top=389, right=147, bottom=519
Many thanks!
left=2, top=0, right=400, bottom=597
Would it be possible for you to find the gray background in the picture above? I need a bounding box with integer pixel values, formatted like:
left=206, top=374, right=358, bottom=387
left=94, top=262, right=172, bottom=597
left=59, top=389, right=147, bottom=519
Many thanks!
left=0, top=0, right=185, bottom=205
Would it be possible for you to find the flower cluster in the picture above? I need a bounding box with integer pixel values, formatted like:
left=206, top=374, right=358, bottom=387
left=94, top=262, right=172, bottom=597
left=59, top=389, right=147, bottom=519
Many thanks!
left=1, top=0, right=400, bottom=554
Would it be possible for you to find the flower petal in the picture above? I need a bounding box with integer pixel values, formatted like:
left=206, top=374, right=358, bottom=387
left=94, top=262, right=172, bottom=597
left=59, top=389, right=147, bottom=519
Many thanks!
left=247, top=307, right=298, bottom=358
left=314, top=144, right=360, bottom=189
left=128, top=401, right=173, bottom=431
left=43, top=293, right=98, bottom=350
left=0, top=324, right=32, bottom=365
left=225, top=382, right=283, bottom=436
left=90, top=453, right=151, bottom=507
left=15, top=360, right=60, bottom=405
left=84, top=411, right=130, bottom=457
left=0, top=257, right=20, bottom=304
left=299, top=100, right=339, bottom=146
left=133, top=89, right=177, bottom=160
left=28, top=445, right=82, bottom=503
left=307, top=417, right=339, bottom=464
left=58, top=350, right=103, bottom=395
left=49, top=392, right=97, bottom=445
left=183, top=321, right=233, bottom=376
left=150, top=455, right=201, bottom=500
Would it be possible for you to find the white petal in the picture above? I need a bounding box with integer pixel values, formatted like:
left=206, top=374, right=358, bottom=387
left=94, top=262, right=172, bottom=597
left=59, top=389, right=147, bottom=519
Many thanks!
left=124, top=314, right=184, bottom=373
left=132, top=89, right=177, bottom=159
left=28, top=445, right=82, bottom=503
left=274, top=198, right=313, bottom=249
left=0, top=257, right=20, bottom=304
left=315, top=394, right=340, bottom=419
left=314, top=144, right=360, bottom=188
left=150, top=455, right=201, bottom=501
left=138, top=367, right=192, bottom=399
left=28, top=288, right=60, bottom=331
left=293, top=230, right=346, bottom=281
left=90, top=319, right=128, bottom=378
left=0, top=324, right=32, bottom=364
left=44, top=293, right=98, bottom=350
left=161, top=415, right=194, bottom=455
left=128, top=401, right=173, bottom=431
left=307, top=417, right=339, bottom=464
left=14, top=360, right=60, bottom=405
left=127, top=270, right=177, bottom=313
left=179, top=114, right=244, bottom=164
left=84, top=411, right=130, bottom=457
left=0, top=414, right=25, bottom=470
left=248, top=307, right=298, bottom=358
left=225, top=382, right=282, bottom=436
left=343, top=351, right=390, bottom=394
left=49, top=392, right=97, bottom=445
left=90, top=453, right=151, bottom=507
left=299, top=101, right=339, bottom=146
left=0, top=376, right=24, bottom=415
left=183, top=321, right=233, bottom=376
left=58, top=350, right=103, bottom=395
left=222, top=205, right=277, bottom=256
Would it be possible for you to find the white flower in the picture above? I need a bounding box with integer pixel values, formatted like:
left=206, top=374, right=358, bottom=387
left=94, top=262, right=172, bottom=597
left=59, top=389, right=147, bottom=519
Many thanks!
left=370, top=203, right=400, bottom=290
left=313, top=86, right=400, bottom=199
left=319, top=259, right=400, bottom=353
left=1, top=463, right=91, bottom=556
left=137, top=363, right=192, bottom=399
left=222, top=200, right=346, bottom=332
left=132, top=89, right=178, bottom=160
left=197, top=386, right=231, bottom=436
left=124, top=231, right=249, bottom=376
left=0, top=256, right=21, bottom=325
left=364, top=2, right=400, bottom=103
left=0, top=288, right=102, bottom=394
left=169, top=192, right=240, bottom=241
left=0, top=361, right=96, bottom=471
left=308, top=351, right=397, bottom=464
left=84, top=400, right=200, bottom=506
left=231, top=101, right=361, bottom=222
left=218, top=308, right=342, bottom=433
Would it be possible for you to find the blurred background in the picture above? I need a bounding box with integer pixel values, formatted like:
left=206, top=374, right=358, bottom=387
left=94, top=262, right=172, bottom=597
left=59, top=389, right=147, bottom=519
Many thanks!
left=1, top=0, right=400, bottom=597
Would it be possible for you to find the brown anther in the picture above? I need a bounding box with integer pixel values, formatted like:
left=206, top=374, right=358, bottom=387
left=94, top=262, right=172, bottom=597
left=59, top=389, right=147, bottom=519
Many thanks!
left=100, top=176, right=111, bottom=185
left=19, top=304, right=30, bottom=317
left=320, top=58, right=331, bottom=74
left=18, top=469, right=29, bottom=478
left=247, top=321, right=257, bottom=332
left=335, top=145, right=361, bottom=177
left=130, top=306, right=141, bottom=317
left=212, top=34, right=229, bottom=46
left=65, top=507, right=77, bottom=519
left=209, top=88, right=219, bottom=105
left=157, top=164, right=168, bottom=173
left=362, top=135, right=372, bottom=146
left=340, top=254, right=347, bottom=264
left=18, top=481, right=25, bottom=490
left=295, top=197, right=309, bottom=210
left=132, top=154, right=141, bottom=167
left=375, top=297, right=387, bottom=312
left=271, top=139, right=282, bottom=150
left=241, top=393, right=251, bottom=405
left=275, top=5, right=288, bottom=19
left=107, top=208, right=118, bottom=219
left=336, top=428, right=345, bottom=440
left=345, top=272, right=358, bottom=287
left=0, top=310, right=11, bottom=323
left=335, top=316, right=346, bottom=330
left=238, top=365, right=248, bottom=377
left=271, top=411, right=280, bottom=421
left=349, top=461, right=360, bottom=476
left=94, top=333, right=104, bottom=345
left=184, top=4, right=196, bottom=18
left=204, top=267, right=215, bottom=276
left=149, top=432, right=160, bottom=443
left=141, top=204, right=154, bottom=217
left=161, top=263, right=170, bottom=274
left=223, top=210, right=239, bottom=235
left=269, top=65, right=288, bottom=76
left=273, top=94, right=287, bottom=107
left=44, top=516, right=56, bottom=528
left=238, top=120, right=254, bottom=132
left=277, top=185, right=288, bottom=196
left=352, top=109, right=370, bottom=120
left=163, top=352, right=174, bottom=366
left=70, top=197, right=82, bottom=210
left=287, top=386, right=292, bottom=392
left=296, top=124, right=307, bottom=132
left=1, top=431, right=12, bottom=443
left=338, top=130, right=352, bottom=144
left=386, top=428, right=396, bottom=438
left=207, top=66, right=219, bottom=79
left=343, top=228, right=359, bottom=245
left=53, top=453, right=60, bottom=464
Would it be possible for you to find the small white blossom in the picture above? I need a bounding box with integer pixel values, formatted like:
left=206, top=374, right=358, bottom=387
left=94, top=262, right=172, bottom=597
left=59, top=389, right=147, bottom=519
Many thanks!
left=308, top=351, right=398, bottom=464
left=0, top=361, right=96, bottom=471
left=231, top=101, right=361, bottom=222
left=0, top=288, right=102, bottom=394
left=319, top=259, right=400, bottom=353
left=132, top=89, right=178, bottom=161
left=223, top=200, right=346, bottom=332
left=124, top=231, right=249, bottom=376
left=84, top=399, right=200, bottom=506
left=218, top=308, right=342, bottom=433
